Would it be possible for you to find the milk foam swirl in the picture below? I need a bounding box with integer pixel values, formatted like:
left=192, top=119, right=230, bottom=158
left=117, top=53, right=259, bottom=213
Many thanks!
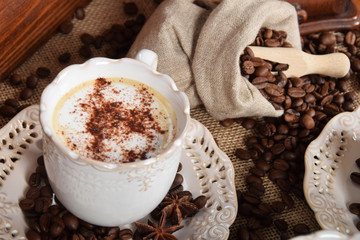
left=52, top=77, right=176, bottom=163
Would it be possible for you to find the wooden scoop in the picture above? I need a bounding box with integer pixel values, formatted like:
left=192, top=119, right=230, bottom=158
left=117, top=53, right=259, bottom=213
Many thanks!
left=248, top=46, right=350, bottom=78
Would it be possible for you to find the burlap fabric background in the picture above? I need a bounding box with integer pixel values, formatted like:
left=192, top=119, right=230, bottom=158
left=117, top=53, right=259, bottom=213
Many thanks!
left=0, top=0, right=359, bottom=239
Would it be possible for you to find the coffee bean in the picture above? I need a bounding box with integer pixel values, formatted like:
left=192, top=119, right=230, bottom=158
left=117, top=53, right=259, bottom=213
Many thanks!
left=242, top=61, right=255, bottom=75
left=350, top=172, right=360, bottom=185
left=235, top=148, right=251, bottom=160
left=80, top=33, right=95, bottom=45
left=280, top=192, right=294, bottom=209
left=274, top=63, right=288, bottom=71
left=261, top=138, right=274, bottom=149
left=58, top=52, right=71, bottom=64
left=20, top=88, right=33, bottom=100
left=256, top=160, right=271, bottom=172
left=293, top=223, right=310, bottom=235
left=26, top=229, right=41, bottom=240
left=255, top=66, right=270, bottom=77
left=219, top=118, right=234, bottom=127
left=35, top=197, right=52, bottom=213
left=300, top=114, right=315, bottom=129
left=320, top=32, right=336, bottom=46
left=63, top=214, right=79, bottom=231
left=349, top=203, right=360, bottom=215
left=343, top=100, right=355, bottom=111
left=193, top=195, right=207, bottom=209
left=26, top=187, right=41, bottom=199
left=271, top=201, right=285, bottom=213
left=345, top=91, right=357, bottom=101
left=274, top=219, right=288, bottom=232
left=118, top=229, right=133, bottom=239
left=276, top=179, right=291, bottom=192
left=265, top=38, right=281, bottom=47
left=271, top=143, right=285, bottom=155
left=79, top=45, right=92, bottom=59
left=19, top=198, right=35, bottom=211
left=265, top=84, right=284, bottom=97
left=9, top=73, right=22, bottom=85
left=59, top=20, right=73, bottom=34
left=0, top=105, right=17, bottom=118
left=26, top=75, right=39, bottom=89
left=250, top=167, right=265, bottom=177
left=36, top=67, right=50, bottom=78
left=50, top=216, right=65, bottom=237
left=345, top=31, right=356, bottom=45
left=168, top=184, right=183, bottom=195
left=333, top=94, right=345, bottom=106
left=248, top=182, right=265, bottom=197
left=75, top=7, right=85, bottom=20
left=357, top=221, right=360, bottom=231
left=243, top=192, right=261, bottom=205
left=40, top=213, right=51, bottom=232
left=284, top=109, right=300, bottom=123
left=269, top=169, right=288, bottom=182
left=4, top=99, right=20, bottom=109
left=29, top=173, right=41, bottom=187
left=287, top=87, right=305, bottom=98
left=170, top=173, right=183, bottom=189
left=273, top=159, right=289, bottom=171
left=356, top=158, right=360, bottom=169
left=246, top=175, right=263, bottom=185
left=258, top=123, right=276, bottom=137
left=123, top=2, right=138, bottom=15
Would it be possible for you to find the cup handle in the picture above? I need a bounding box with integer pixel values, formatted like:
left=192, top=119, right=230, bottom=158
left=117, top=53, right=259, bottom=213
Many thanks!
left=135, top=49, right=158, bottom=71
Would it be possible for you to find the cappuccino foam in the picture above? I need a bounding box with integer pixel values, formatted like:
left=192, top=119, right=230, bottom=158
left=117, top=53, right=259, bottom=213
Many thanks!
left=52, top=77, right=177, bottom=163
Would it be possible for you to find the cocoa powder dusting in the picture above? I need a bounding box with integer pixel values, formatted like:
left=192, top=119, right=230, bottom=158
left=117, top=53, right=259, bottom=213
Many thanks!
left=67, top=78, right=167, bottom=163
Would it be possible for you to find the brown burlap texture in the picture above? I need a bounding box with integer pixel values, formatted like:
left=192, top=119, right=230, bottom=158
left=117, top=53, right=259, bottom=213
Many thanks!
left=0, top=0, right=359, bottom=239
left=128, top=0, right=301, bottom=120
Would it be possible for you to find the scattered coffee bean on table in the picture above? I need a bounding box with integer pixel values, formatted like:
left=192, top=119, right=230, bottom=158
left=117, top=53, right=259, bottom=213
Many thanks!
left=20, top=88, right=33, bottom=100
left=59, top=20, right=74, bottom=34
left=58, top=52, right=71, bottom=64
left=9, top=73, right=22, bottom=85
left=36, top=67, right=51, bottom=78
left=75, top=7, right=85, bottom=20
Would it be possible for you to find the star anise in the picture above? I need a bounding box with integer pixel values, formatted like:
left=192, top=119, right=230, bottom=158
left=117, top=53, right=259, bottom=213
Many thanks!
left=135, top=213, right=183, bottom=240
left=160, top=192, right=199, bottom=225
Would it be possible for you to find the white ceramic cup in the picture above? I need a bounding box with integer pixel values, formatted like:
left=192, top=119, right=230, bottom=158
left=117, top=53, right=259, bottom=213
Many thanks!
left=39, top=49, right=190, bottom=226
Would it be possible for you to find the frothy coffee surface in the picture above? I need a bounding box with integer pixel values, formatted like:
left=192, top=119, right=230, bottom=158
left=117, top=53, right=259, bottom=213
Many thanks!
left=53, top=77, right=176, bottom=163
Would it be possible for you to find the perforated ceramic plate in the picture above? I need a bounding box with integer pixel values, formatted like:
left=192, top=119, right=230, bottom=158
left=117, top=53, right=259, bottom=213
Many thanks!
left=304, top=106, right=360, bottom=235
left=291, top=230, right=360, bottom=240
left=0, top=105, right=237, bottom=240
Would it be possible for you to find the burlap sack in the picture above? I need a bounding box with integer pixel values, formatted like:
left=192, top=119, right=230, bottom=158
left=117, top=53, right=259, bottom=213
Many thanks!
left=128, top=0, right=301, bottom=120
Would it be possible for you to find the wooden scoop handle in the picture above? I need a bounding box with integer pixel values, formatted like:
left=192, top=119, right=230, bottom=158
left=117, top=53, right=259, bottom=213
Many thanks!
left=303, top=52, right=350, bottom=78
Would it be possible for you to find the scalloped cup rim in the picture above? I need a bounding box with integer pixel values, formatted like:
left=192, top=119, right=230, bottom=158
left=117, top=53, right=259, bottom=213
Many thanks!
left=40, top=56, right=191, bottom=170
left=303, top=106, right=360, bottom=232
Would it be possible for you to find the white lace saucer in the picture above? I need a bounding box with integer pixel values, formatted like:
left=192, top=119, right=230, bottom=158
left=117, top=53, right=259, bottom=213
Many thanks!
left=304, top=106, right=360, bottom=235
left=0, top=105, right=237, bottom=240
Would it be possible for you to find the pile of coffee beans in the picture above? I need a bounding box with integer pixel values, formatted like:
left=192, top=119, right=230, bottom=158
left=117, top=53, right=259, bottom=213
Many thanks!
left=349, top=158, right=360, bottom=231
left=20, top=156, right=206, bottom=240
left=219, top=28, right=358, bottom=239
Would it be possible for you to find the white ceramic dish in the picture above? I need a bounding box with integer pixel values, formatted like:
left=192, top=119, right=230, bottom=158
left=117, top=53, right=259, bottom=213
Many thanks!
left=304, top=106, right=360, bottom=235
left=291, top=230, right=360, bottom=240
left=0, top=105, right=237, bottom=240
